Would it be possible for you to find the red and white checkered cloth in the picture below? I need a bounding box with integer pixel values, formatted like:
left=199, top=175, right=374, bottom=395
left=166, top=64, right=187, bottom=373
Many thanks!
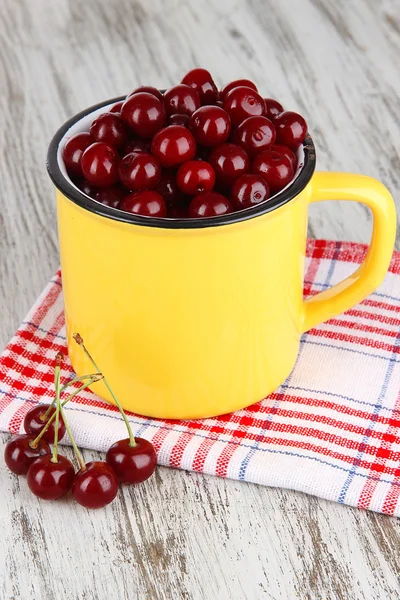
left=1, top=240, right=399, bottom=516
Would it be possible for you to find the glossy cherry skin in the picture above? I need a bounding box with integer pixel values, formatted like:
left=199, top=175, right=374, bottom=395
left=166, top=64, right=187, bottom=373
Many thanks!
left=163, top=84, right=200, bottom=116
left=181, top=68, right=219, bottom=104
left=63, top=132, right=92, bottom=176
left=27, top=454, right=75, bottom=500
left=109, top=101, right=124, bottom=114
left=121, top=138, right=151, bottom=156
left=264, top=98, right=284, bottom=119
left=155, top=171, right=182, bottom=205
left=106, top=438, right=157, bottom=484
left=119, top=152, right=161, bottom=191
left=4, top=435, right=50, bottom=475
left=128, top=86, right=163, bottom=101
left=234, top=116, right=276, bottom=157
left=23, top=404, right=66, bottom=443
left=90, top=112, right=128, bottom=148
left=189, top=106, right=231, bottom=147
left=223, top=86, right=265, bottom=126
left=189, top=192, right=233, bottom=218
left=151, top=125, right=196, bottom=168
left=79, top=180, right=98, bottom=198
left=271, top=144, right=297, bottom=169
left=220, top=79, right=257, bottom=101
left=230, top=174, right=270, bottom=209
left=168, top=114, right=190, bottom=127
left=209, top=143, right=249, bottom=184
left=121, top=190, right=167, bottom=217
left=72, top=461, right=119, bottom=509
left=81, top=142, right=120, bottom=187
left=252, top=150, right=294, bottom=193
left=177, top=160, right=215, bottom=195
left=96, top=186, right=125, bottom=208
left=273, top=111, right=308, bottom=149
left=121, top=92, right=166, bottom=138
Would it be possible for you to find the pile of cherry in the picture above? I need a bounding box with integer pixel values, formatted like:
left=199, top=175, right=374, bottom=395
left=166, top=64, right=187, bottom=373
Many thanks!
left=63, top=68, right=308, bottom=218
left=4, top=334, right=156, bottom=509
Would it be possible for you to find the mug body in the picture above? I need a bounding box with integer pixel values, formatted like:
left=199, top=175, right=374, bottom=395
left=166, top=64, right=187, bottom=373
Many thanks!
left=49, top=98, right=316, bottom=419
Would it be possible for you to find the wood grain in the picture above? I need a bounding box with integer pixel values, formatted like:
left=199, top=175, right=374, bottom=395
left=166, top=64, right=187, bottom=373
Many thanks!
left=0, top=0, right=399, bottom=598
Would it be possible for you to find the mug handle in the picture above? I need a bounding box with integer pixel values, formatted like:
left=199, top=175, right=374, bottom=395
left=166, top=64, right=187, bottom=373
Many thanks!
left=301, top=172, right=397, bottom=332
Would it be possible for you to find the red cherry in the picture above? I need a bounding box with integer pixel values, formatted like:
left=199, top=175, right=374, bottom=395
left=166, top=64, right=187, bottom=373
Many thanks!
left=106, top=438, right=157, bottom=484
left=264, top=98, right=284, bottom=120
left=273, top=111, right=308, bottom=149
left=155, top=171, right=182, bottom=205
left=79, top=180, right=98, bottom=198
left=223, top=86, right=265, bottom=126
left=4, top=435, right=50, bottom=475
left=220, top=79, right=258, bottom=101
left=72, top=461, right=119, bottom=509
left=27, top=454, right=75, bottom=500
left=169, top=204, right=189, bottom=218
left=230, top=174, right=270, bottom=209
left=209, top=143, right=249, bottom=184
left=121, top=138, right=151, bottom=156
left=23, top=404, right=66, bottom=443
left=234, top=116, right=276, bottom=156
left=109, top=101, right=124, bottom=114
left=63, top=132, right=92, bottom=176
left=81, top=142, right=120, bottom=187
left=128, top=86, right=163, bottom=101
left=189, top=106, right=231, bottom=147
left=252, top=150, right=294, bottom=193
left=121, top=92, right=166, bottom=138
left=96, top=186, right=125, bottom=208
left=90, top=113, right=128, bottom=148
left=189, top=192, right=233, bottom=218
left=163, top=84, right=200, bottom=116
left=271, top=144, right=297, bottom=169
left=151, top=125, right=196, bottom=167
left=121, top=190, right=167, bottom=217
left=119, top=152, right=161, bottom=191
left=169, top=114, right=190, bottom=128
left=177, top=160, right=215, bottom=195
left=181, top=68, right=219, bottom=104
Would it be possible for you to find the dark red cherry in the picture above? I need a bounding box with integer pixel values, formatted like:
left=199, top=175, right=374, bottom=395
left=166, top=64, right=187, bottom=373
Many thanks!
left=177, top=160, right=215, bottom=195
left=273, top=111, right=308, bottom=149
left=90, top=113, right=128, bottom=148
left=106, top=438, right=157, bottom=484
left=119, top=152, right=161, bottom=191
left=27, top=454, right=75, bottom=500
left=72, top=461, right=119, bottom=509
left=189, top=106, right=231, bottom=147
left=79, top=180, right=98, bottom=198
left=96, top=186, right=125, bottom=208
left=121, top=138, right=151, bottom=157
left=121, top=92, right=166, bottom=138
left=230, top=174, right=270, bottom=209
left=155, top=171, right=182, bottom=205
left=81, top=142, right=120, bottom=187
left=63, top=133, right=92, bottom=176
left=169, top=113, right=190, bottom=128
left=151, top=125, right=196, bottom=167
left=128, top=86, right=163, bottom=101
left=271, top=144, right=297, bottom=169
left=209, top=143, right=249, bottom=184
left=23, top=404, right=65, bottom=443
left=189, top=192, right=233, bottom=218
left=109, top=101, right=124, bottom=114
left=163, top=84, right=200, bottom=116
left=223, top=86, right=265, bottom=126
left=220, top=79, right=258, bottom=101
left=4, top=435, right=50, bottom=475
left=264, top=98, right=284, bottom=120
left=181, top=68, right=219, bottom=104
left=252, top=150, right=294, bottom=193
left=169, top=204, right=189, bottom=218
left=121, top=190, right=167, bottom=217
left=234, top=116, right=276, bottom=156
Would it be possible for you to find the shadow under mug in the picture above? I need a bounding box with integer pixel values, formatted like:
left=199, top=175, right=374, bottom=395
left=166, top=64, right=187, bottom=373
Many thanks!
left=47, top=97, right=397, bottom=419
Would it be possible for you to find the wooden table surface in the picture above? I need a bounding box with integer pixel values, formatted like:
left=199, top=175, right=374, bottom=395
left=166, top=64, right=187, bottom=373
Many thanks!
left=1, top=1, right=399, bottom=598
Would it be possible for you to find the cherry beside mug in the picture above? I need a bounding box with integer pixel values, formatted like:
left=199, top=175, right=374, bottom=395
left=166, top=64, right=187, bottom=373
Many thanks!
left=47, top=97, right=397, bottom=419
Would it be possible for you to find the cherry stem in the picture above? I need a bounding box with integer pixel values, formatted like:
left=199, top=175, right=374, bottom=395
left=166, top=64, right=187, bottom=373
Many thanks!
left=51, top=353, right=63, bottom=463
left=58, top=397, right=86, bottom=471
left=43, top=373, right=101, bottom=419
left=73, top=333, right=137, bottom=447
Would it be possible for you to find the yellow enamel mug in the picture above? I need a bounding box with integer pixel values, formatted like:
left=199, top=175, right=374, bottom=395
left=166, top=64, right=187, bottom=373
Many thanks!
left=47, top=97, right=396, bottom=419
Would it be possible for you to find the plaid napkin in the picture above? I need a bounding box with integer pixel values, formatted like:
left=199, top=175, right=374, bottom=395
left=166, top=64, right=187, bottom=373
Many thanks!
left=1, top=240, right=399, bottom=516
